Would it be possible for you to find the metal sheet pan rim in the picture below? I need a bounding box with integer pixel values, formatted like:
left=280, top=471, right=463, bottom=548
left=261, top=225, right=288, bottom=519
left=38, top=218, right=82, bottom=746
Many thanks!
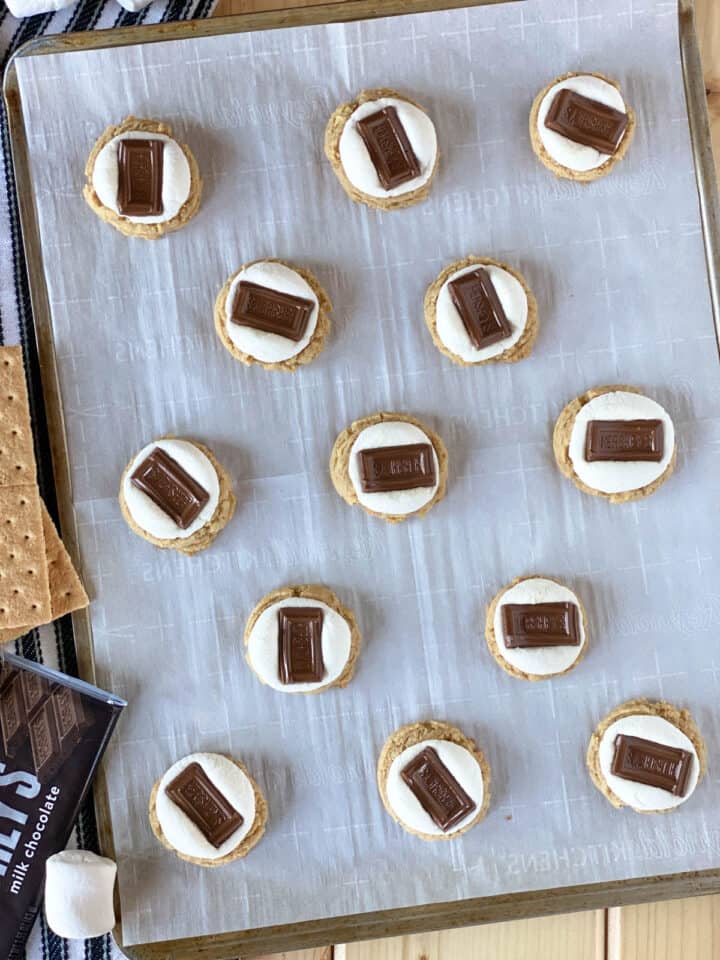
left=4, top=0, right=720, bottom=956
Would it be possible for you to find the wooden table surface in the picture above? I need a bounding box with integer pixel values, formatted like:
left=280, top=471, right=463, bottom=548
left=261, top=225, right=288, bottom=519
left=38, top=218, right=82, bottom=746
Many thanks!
left=208, top=1, right=719, bottom=957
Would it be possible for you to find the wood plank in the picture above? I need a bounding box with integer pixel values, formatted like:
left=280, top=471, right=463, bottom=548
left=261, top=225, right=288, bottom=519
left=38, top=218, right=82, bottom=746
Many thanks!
left=214, top=0, right=347, bottom=18
left=256, top=950, right=333, bottom=960
left=608, top=895, right=720, bottom=960
left=697, top=0, right=720, bottom=92
left=337, top=911, right=604, bottom=960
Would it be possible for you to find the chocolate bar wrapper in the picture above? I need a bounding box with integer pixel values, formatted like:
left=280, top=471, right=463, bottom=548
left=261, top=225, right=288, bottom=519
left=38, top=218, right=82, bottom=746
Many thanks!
left=0, top=652, right=125, bottom=959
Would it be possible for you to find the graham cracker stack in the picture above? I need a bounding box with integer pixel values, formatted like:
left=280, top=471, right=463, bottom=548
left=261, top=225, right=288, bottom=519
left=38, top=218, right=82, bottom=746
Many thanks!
left=0, top=347, right=88, bottom=645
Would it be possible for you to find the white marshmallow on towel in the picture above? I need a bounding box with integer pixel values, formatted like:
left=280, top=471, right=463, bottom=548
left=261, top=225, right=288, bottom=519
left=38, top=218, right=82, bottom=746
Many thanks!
left=4, top=0, right=74, bottom=17
left=114, top=0, right=155, bottom=11
left=44, top=850, right=117, bottom=940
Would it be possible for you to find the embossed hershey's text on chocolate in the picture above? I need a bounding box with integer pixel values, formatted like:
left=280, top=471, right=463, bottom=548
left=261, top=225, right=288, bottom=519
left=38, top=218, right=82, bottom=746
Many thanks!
left=278, top=607, right=325, bottom=684
left=355, top=106, right=421, bottom=190
left=544, top=89, right=628, bottom=155
left=401, top=746, right=476, bottom=831
left=166, top=761, right=244, bottom=847
left=231, top=281, right=315, bottom=342
left=359, top=442, right=436, bottom=494
left=585, top=419, right=664, bottom=463
left=611, top=734, right=693, bottom=797
left=448, top=268, right=513, bottom=351
left=130, top=447, right=210, bottom=529
left=117, top=139, right=164, bottom=217
left=501, top=602, right=580, bottom=649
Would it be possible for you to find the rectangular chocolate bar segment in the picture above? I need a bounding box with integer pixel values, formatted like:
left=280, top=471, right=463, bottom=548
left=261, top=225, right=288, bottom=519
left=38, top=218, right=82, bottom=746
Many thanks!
left=356, top=106, right=421, bottom=190
left=611, top=734, right=693, bottom=797
left=117, top=139, right=164, bottom=217
left=359, top=443, right=436, bottom=494
left=0, top=671, right=25, bottom=757
left=231, top=281, right=315, bottom=342
left=19, top=670, right=51, bottom=714
left=50, top=686, right=86, bottom=754
left=544, top=88, right=628, bottom=155
left=130, top=447, right=210, bottom=529
left=585, top=419, right=664, bottom=463
left=448, top=268, right=513, bottom=350
left=165, top=761, right=244, bottom=847
left=278, top=606, right=325, bottom=684
left=28, top=699, right=61, bottom=780
left=501, top=602, right=580, bottom=649
left=401, top=746, right=476, bottom=831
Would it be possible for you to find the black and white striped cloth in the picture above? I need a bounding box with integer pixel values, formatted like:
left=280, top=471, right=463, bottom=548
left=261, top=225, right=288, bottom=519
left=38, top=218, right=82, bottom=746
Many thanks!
left=1, top=0, right=216, bottom=956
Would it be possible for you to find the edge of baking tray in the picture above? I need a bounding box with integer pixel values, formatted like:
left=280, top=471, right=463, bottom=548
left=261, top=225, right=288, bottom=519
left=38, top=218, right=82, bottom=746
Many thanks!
left=4, top=0, right=720, bottom=956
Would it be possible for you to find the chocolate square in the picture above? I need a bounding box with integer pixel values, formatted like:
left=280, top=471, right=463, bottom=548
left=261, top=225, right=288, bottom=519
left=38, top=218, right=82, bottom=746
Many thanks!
left=165, top=761, right=244, bottom=847
left=117, top=138, right=164, bottom=217
left=355, top=106, right=421, bottom=190
left=401, top=745, right=476, bottom=831
left=544, top=88, right=628, bottom=155
left=501, top=602, right=581, bottom=648
left=611, top=734, right=693, bottom=797
left=585, top=419, right=664, bottom=463
left=130, top=446, right=210, bottom=529
left=278, top=606, right=325, bottom=684
left=231, top=282, right=315, bottom=342
left=448, top=268, right=513, bottom=351
left=359, top=443, right=436, bottom=494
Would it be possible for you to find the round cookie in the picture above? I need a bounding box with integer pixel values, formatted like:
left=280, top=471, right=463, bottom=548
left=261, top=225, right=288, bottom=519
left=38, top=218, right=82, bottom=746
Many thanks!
left=214, top=259, right=332, bottom=371
left=244, top=584, right=361, bottom=694
left=377, top=721, right=490, bottom=841
left=424, top=256, right=538, bottom=366
left=83, top=116, right=202, bottom=238
left=119, top=437, right=235, bottom=556
left=529, top=72, right=636, bottom=182
left=324, top=87, right=439, bottom=210
left=587, top=699, right=706, bottom=814
left=149, top=752, right=267, bottom=866
left=485, top=575, right=588, bottom=681
left=329, top=411, right=448, bottom=523
left=552, top=385, right=676, bottom=503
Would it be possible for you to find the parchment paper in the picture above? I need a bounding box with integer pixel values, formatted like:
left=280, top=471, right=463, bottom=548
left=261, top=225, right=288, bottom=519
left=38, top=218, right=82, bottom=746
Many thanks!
left=15, top=0, right=720, bottom=945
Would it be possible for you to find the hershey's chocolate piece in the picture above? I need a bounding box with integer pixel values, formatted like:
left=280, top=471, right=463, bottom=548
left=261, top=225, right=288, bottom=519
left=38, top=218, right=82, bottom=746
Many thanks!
left=117, top=139, right=164, bottom=217
left=19, top=670, right=51, bottom=714
left=130, top=446, right=210, bottom=529
left=585, top=419, right=664, bottom=463
left=544, top=88, right=629, bottom=155
left=501, top=602, right=581, bottom=649
left=611, top=734, right=693, bottom=797
left=448, top=268, right=513, bottom=350
left=359, top=442, right=436, bottom=494
left=0, top=671, right=25, bottom=757
left=278, top=607, right=325, bottom=684
left=50, top=686, right=86, bottom=754
left=355, top=106, right=421, bottom=190
left=165, top=761, right=244, bottom=847
left=28, top=699, right=61, bottom=780
left=231, top=281, right=315, bottom=342
left=401, top=745, right=476, bottom=831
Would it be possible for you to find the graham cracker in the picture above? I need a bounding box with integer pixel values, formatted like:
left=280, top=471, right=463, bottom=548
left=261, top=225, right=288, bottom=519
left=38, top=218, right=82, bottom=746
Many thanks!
left=0, top=485, right=51, bottom=628
left=0, top=346, right=37, bottom=487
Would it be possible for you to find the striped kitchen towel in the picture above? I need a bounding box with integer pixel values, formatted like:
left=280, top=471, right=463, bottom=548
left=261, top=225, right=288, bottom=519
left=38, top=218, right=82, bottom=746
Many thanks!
left=1, top=0, right=217, bottom=957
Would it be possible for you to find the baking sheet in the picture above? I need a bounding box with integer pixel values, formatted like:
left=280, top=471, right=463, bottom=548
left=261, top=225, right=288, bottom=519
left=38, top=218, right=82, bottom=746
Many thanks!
left=13, top=0, right=720, bottom=946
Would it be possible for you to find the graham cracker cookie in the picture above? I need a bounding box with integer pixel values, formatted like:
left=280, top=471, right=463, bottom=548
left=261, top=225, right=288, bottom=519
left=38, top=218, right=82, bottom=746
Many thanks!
left=423, top=256, right=538, bottom=366
left=119, top=439, right=236, bottom=556
left=377, top=720, right=491, bottom=841
left=324, top=87, right=439, bottom=211
left=329, top=411, right=448, bottom=523
left=0, top=486, right=51, bottom=629
left=83, top=116, right=202, bottom=239
left=214, top=259, right=332, bottom=371
left=586, top=699, right=706, bottom=814
left=529, top=72, right=636, bottom=183
left=244, top=584, right=361, bottom=693
left=553, top=385, right=676, bottom=503
left=485, top=574, right=589, bottom=681
left=0, top=503, right=89, bottom=645
left=0, top=346, right=36, bottom=487
left=149, top=755, right=268, bottom=866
